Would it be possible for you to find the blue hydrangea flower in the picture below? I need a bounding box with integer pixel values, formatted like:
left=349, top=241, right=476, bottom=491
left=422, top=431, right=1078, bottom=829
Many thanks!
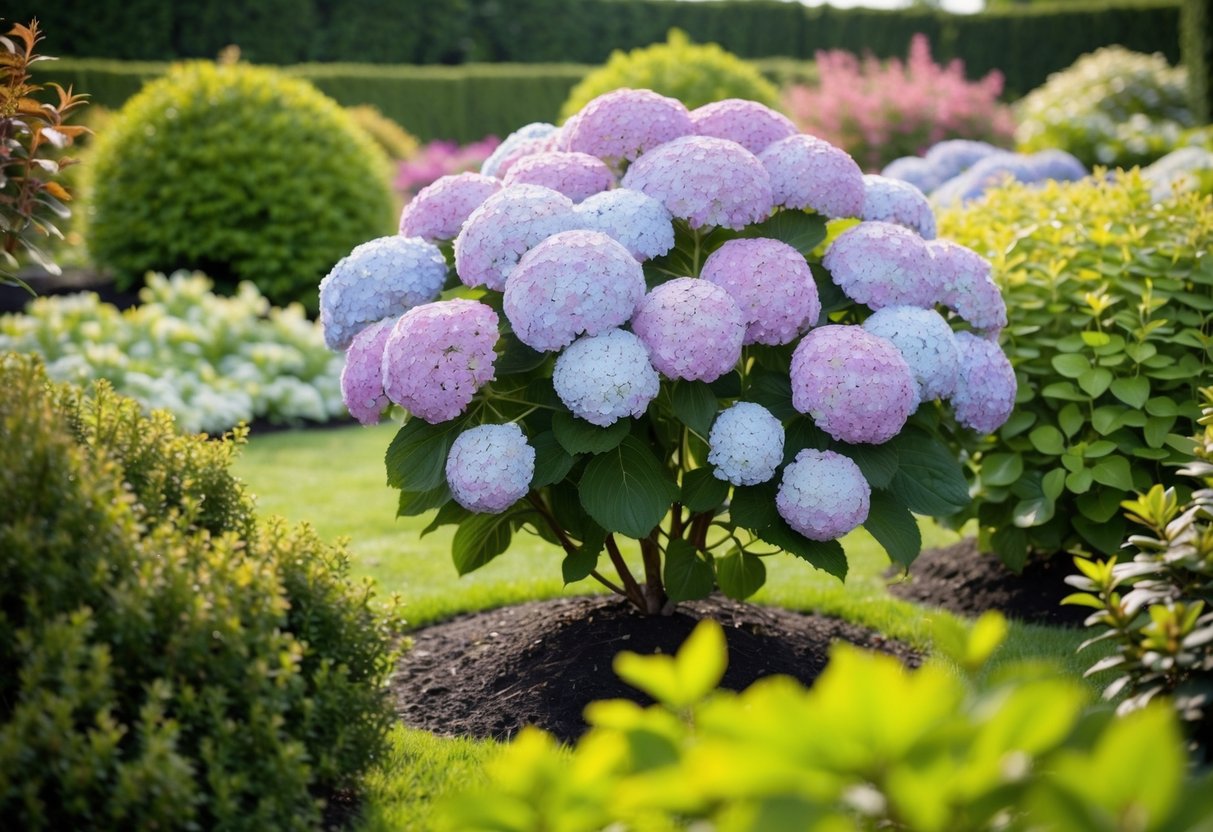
left=776, top=449, right=870, bottom=541
left=552, top=328, right=659, bottom=426
left=707, top=402, right=785, bottom=486
left=574, top=188, right=675, bottom=261
left=923, top=139, right=1004, bottom=182
left=319, top=235, right=447, bottom=351
left=481, top=122, right=559, bottom=178
left=881, top=155, right=945, bottom=195
left=445, top=423, right=536, bottom=513
left=861, top=306, right=959, bottom=402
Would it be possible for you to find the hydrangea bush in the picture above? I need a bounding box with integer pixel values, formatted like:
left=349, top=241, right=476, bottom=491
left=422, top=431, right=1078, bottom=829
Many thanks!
left=320, top=89, right=1015, bottom=614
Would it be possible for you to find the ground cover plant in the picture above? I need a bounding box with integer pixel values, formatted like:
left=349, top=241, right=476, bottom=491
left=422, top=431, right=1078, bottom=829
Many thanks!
left=937, top=172, right=1213, bottom=568
left=0, top=271, right=344, bottom=433
left=784, top=34, right=1015, bottom=172
left=0, top=352, right=402, bottom=831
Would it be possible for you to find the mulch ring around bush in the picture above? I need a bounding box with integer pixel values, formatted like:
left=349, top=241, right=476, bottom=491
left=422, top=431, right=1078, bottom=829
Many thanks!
left=886, top=538, right=1088, bottom=628
left=391, top=594, right=921, bottom=745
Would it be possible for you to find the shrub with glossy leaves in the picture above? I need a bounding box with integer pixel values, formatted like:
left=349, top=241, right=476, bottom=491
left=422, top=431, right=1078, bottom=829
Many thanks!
left=938, top=172, right=1213, bottom=568
left=440, top=616, right=1213, bottom=832
left=85, top=60, right=396, bottom=312
left=1016, top=46, right=1195, bottom=168
left=0, top=353, right=401, bottom=831
left=559, top=29, right=781, bottom=120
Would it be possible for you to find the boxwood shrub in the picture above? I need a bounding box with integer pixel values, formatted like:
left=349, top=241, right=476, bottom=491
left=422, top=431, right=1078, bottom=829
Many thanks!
left=84, top=60, right=396, bottom=313
left=0, top=353, right=402, bottom=831
left=937, top=172, right=1213, bottom=568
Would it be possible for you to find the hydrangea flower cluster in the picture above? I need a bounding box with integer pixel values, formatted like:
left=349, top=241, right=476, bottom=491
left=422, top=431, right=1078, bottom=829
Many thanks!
left=861, top=306, right=959, bottom=402
left=861, top=174, right=936, bottom=240
left=399, top=172, right=502, bottom=242
left=701, top=238, right=820, bottom=345
left=502, top=151, right=615, bottom=203
left=574, top=188, right=675, bottom=260
left=823, top=221, right=938, bottom=309
left=563, top=88, right=694, bottom=167
left=446, top=423, right=536, bottom=513
left=454, top=184, right=576, bottom=291
left=552, top=328, right=659, bottom=426
left=480, top=122, right=557, bottom=178
left=689, top=98, right=797, bottom=155
left=760, top=134, right=865, bottom=219
left=632, top=277, right=745, bottom=382
left=951, top=331, right=1017, bottom=434
left=777, top=449, right=871, bottom=541
left=708, top=402, right=785, bottom=486
left=340, top=317, right=394, bottom=425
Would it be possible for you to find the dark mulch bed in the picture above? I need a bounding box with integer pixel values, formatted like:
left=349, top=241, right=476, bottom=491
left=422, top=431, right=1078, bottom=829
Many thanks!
left=391, top=594, right=920, bottom=745
left=886, top=538, right=1088, bottom=627
left=0, top=268, right=139, bottom=315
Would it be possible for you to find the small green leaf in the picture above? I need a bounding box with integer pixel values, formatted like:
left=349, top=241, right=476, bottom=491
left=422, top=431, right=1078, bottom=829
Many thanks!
left=1013, top=496, right=1055, bottom=528
left=1078, top=367, right=1113, bottom=398
left=673, top=619, right=729, bottom=703
left=552, top=410, right=629, bottom=454
left=1000, top=411, right=1037, bottom=439
left=730, top=480, right=780, bottom=530
left=672, top=380, right=718, bottom=438
left=1091, top=455, right=1133, bottom=490
left=1144, top=396, right=1178, bottom=417
left=681, top=467, right=730, bottom=513
left=981, top=452, right=1024, bottom=487
left=991, top=525, right=1029, bottom=572
left=452, top=510, right=518, bottom=575
left=1109, top=376, right=1149, bottom=409
left=758, top=520, right=848, bottom=581
left=663, top=539, right=715, bottom=602
left=1080, top=331, right=1111, bottom=348
left=1042, top=468, right=1067, bottom=501
left=1058, top=403, right=1084, bottom=438
left=530, top=430, right=575, bottom=488
left=1041, top=381, right=1088, bottom=402
left=1144, top=414, right=1176, bottom=448
left=863, top=491, right=921, bottom=569
left=1066, top=468, right=1094, bottom=493
left=397, top=482, right=451, bottom=517
left=496, top=332, right=549, bottom=374
left=1029, top=425, right=1066, bottom=455
left=1051, top=354, right=1091, bottom=379
left=716, top=550, right=768, bottom=600
left=580, top=436, right=679, bottom=538
left=561, top=547, right=599, bottom=585
left=385, top=417, right=463, bottom=492
left=748, top=369, right=797, bottom=420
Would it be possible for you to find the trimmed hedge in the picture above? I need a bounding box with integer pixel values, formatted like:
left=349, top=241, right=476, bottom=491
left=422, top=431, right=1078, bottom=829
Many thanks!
left=1183, top=0, right=1213, bottom=121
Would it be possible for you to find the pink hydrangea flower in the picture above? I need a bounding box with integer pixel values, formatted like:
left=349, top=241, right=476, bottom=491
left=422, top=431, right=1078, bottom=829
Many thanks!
left=822, top=220, right=940, bottom=310
left=489, top=137, right=551, bottom=179
left=950, top=331, right=1016, bottom=434
left=563, top=88, right=694, bottom=167
left=380, top=299, right=499, bottom=424
left=700, top=237, right=821, bottom=345
left=445, top=423, right=535, bottom=513
left=480, top=122, right=558, bottom=179
left=574, top=188, right=675, bottom=261
left=861, top=174, right=937, bottom=239
left=340, top=317, right=395, bottom=426
left=399, top=172, right=502, bottom=242
left=927, top=239, right=1008, bottom=335
left=861, top=306, right=959, bottom=402
left=632, top=277, right=745, bottom=382
left=690, top=98, right=798, bottom=155
left=759, top=134, right=865, bottom=219
left=553, top=328, right=660, bottom=426
left=502, top=151, right=615, bottom=202
left=503, top=230, right=645, bottom=352
left=790, top=324, right=917, bottom=444
left=620, top=135, right=773, bottom=230
left=454, top=184, right=576, bottom=291
left=776, top=449, right=871, bottom=541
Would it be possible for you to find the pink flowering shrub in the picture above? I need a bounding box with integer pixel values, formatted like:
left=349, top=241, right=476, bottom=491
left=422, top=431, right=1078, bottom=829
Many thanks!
left=318, top=88, right=1016, bottom=616
left=394, top=136, right=501, bottom=198
left=784, top=35, right=1015, bottom=171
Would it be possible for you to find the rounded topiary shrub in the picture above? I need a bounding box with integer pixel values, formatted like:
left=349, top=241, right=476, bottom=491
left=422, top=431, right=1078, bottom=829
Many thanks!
left=559, top=29, right=781, bottom=120
left=0, top=352, right=401, bottom=831
left=937, top=172, right=1213, bottom=569
left=85, top=61, right=396, bottom=312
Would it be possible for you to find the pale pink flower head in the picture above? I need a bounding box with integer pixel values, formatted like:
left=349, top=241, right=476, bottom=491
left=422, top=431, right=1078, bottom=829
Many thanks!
left=690, top=98, right=798, bottom=155
left=927, top=238, right=1007, bottom=335
left=564, top=88, right=694, bottom=167
left=631, top=277, right=745, bottom=382
left=759, top=133, right=865, bottom=219
left=950, top=331, right=1017, bottom=435
left=700, top=237, right=820, bottom=345
left=399, top=172, right=502, bottom=242
left=861, top=174, right=937, bottom=239
left=446, top=423, right=535, bottom=513
left=453, top=184, right=577, bottom=291
left=340, top=317, right=395, bottom=426
left=502, top=151, right=615, bottom=203
left=777, top=449, right=871, bottom=541
left=822, top=220, right=940, bottom=310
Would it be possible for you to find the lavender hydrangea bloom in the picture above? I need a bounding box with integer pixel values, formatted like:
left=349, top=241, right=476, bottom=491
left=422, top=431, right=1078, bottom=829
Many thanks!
left=454, top=184, right=577, bottom=291
left=759, top=134, right=865, bottom=219
left=690, top=98, right=797, bottom=155
left=319, top=235, right=447, bottom=351
left=822, top=221, right=940, bottom=310
left=930, top=152, right=1039, bottom=208
left=380, top=299, right=499, bottom=424
left=445, top=423, right=536, bottom=513
left=340, top=317, right=395, bottom=425
left=708, top=402, right=785, bottom=486
left=632, top=277, right=745, bottom=382
left=951, top=331, right=1017, bottom=434
left=881, top=155, right=945, bottom=195
left=861, top=174, right=937, bottom=240
left=927, top=239, right=1007, bottom=334
left=776, top=449, right=871, bottom=541
left=1026, top=149, right=1087, bottom=182
left=923, top=139, right=1004, bottom=181
left=790, top=325, right=917, bottom=444
left=620, top=135, right=773, bottom=230
left=574, top=188, right=675, bottom=261
left=503, top=230, right=645, bottom=352
left=552, top=328, right=659, bottom=426
left=861, top=306, right=959, bottom=402
left=481, top=122, right=558, bottom=178
left=700, top=238, right=820, bottom=345
left=502, top=151, right=615, bottom=203
left=563, top=88, right=694, bottom=167
left=399, top=172, right=502, bottom=242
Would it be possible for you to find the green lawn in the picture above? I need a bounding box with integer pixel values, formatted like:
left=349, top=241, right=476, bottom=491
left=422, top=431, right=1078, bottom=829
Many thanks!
left=234, top=423, right=1103, bottom=831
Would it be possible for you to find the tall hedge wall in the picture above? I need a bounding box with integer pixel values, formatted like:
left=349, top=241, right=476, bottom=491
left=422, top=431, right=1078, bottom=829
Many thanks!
left=1183, top=0, right=1213, bottom=121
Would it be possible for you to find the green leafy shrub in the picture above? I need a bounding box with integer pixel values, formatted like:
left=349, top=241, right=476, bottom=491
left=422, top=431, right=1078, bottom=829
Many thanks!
left=346, top=104, right=420, bottom=161
left=1066, top=386, right=1213, bottom=758
left=559, top=29, right=781, bottom=121
left=1015, top=46, right=1195, bottom=168
left=0, top=353, right=402, bottom=831
left=0, top=272, right=345, bottom=434
left=440, top=616, right=1213, bottom=831
left=84, top=60, right=395, bottom=312
left=937, top=172, right=1213, bottom=568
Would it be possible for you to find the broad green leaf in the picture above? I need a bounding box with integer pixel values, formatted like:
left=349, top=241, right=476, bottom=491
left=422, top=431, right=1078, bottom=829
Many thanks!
left=1090, top=455, right=1133, bottom=490
left=742, top=209, right=828, bottom=255
left=397, top=481, right=451, bottom=517
left=863, top=491, right=921, bottom=569
left=1029, top=425, right=1066, bottom=455
left=1144, top=396, right=1179, bottom=417
left=552, top=410, right=629, bottom=455
left=496, top=332, right=549, bottom=374
left=530, top=430, right=575, bottom=488
left=836, top=441, right=899, bottom=489
left=580, top=436, right=679, bottom=538
left=729, top=480, right=780, bottom=530
left=991, top=525, right=1029, bottom=572
left=888, top=431, right=970, bottom=516
left=671, top=380, right=718, bottom=438
left=748, top=368, right=797, bottom=420
left=452, top=510, right=518, bottom=575
left=1077, top=367, right=1112, bottom=398
left=783, top=418, right=830, bottom=462
left=681, top=467, right=730, bottom=513
left=1013, top=496, right=1055, bottom=528
left=981, top=452, right=1023, bottom=487
left=999, top=411, right=1037, bottom=439
left=1077, top=487, right=1127, bottom=523
left=716, top=550, right=768, bottom=599
left=421, top=500, right=471, bottom=536
left=385, top=417, right=463, bottom=492
left=1066, top=468, right=1094, bottom=493
left=758, top=520, right=848, bottom=581
left=1109, top=376, right=1149, bottom=409
left=663, top=539, right=715, bottom=603
left=1058, top=403, right=1084, bottom=438
left=1144, top=414, right=1176, bottom=448
left=561, top=547, right=599, bottom=585
left=1041, top=381, right=1088, bottom=402
left=1042, top=468, right=1067, bottom=501
left=1074, top=514, right=1127, bottom=556
left=1051, top=353, right=1090, bottom=379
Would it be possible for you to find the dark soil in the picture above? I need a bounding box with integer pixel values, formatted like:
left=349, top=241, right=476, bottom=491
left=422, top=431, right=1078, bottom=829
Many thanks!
left=886, top=538, right=1088, bottom=627
left=391, top=594, right=921, bottom=745
left=0, top=268, right=138, bottom=315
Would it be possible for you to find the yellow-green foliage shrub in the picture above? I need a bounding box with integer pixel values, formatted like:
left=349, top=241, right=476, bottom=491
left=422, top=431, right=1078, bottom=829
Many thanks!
left=937, top=173, right=1213, bottom=568
left=559, top=29, right=781, bottom=120
left=346, top=104, right=421, bottom=161
left=85, top=61, right=396, bottom=313
left=0, top=353, right=402, bottom=831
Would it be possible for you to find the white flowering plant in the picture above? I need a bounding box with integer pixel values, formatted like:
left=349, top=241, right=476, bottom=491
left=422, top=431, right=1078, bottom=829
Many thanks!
left=321, top=89, right=1017, bottom=614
